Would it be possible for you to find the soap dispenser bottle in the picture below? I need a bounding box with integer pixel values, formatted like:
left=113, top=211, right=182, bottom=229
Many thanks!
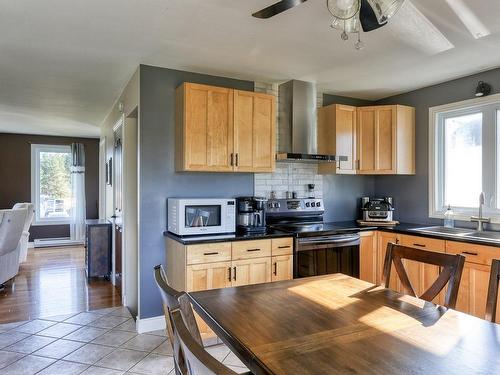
left=444, top=205, right=454, bottom=228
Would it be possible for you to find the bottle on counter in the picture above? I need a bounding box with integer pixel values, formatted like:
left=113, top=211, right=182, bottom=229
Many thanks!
left=444, top=205, right=454, bottom=228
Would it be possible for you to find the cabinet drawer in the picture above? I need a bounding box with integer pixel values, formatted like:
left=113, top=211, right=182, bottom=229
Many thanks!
left=186, top=242, right=232, bottom=265
left=445, top=241, right=498, bottom=266
left=400, top=235, right=445, bottom=253
left=232, top=240, right=271, bottom=260
left=271, top=237, right=293, bottom=256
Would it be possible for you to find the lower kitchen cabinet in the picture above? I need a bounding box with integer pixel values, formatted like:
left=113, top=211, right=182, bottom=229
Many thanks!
left=272, top=255, right=293, bottom=282
left=359, top=232, right=500, bottom=322
left=455, top=262, right=491, bottom=319
left=186, top=261, right=232, bottom=291
left=166, top=236, right=294, bottom=342
left=359, top=231, right=378, bottom=284
left=232, top=257, right=272, bottom=286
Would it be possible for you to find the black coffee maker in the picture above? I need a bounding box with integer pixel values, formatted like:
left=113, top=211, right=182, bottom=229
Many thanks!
left=236, top=197, right=267, bottom=233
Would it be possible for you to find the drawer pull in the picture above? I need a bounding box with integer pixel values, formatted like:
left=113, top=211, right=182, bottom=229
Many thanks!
left=273, top=262, right=277, bottom=275
left=413, top=243, right=426, bottom=247
left=228, top=267, right=232, bottom=281
left=233, top=266, right=237, bottom=281
left=462, top=251, right=479, bottom=256
left=203, top=252, right=219, bottom=256
left=278, top=245, right=291, bottom=249
left=247, top=248, right=261, bottom=252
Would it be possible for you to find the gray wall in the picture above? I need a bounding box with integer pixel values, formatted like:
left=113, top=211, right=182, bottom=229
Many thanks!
left=139, top=65, right=254, bottom=319
left=375, top=67, right=500, bottom=225
left=322, top=94, right=376, bottom=221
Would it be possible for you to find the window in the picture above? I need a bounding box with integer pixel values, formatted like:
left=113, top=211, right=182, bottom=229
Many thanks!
left=31, top=144, right=72, bottom=225
left=429, top=94, right=500, bottom=221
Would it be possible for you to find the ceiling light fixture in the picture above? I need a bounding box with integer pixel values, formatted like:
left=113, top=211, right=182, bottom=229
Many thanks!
left=475, top=81, right=491, bottom=97
left=327, top=0, right=405, bottom=49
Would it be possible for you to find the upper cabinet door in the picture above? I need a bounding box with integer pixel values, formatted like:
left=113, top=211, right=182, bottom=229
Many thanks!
left=176, top=83, right=234, bottom=172
left=318, top=104, right=357, bottom=175
left=233, top=90, right=276, bottom=172
left=357, top=105, right=414, bottom=175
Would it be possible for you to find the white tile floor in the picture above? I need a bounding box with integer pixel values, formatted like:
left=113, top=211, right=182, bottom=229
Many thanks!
left=0, top=306, right=248, bottom=374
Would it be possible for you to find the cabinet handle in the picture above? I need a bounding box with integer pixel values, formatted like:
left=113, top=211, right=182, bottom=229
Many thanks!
left=230, top=153, right=234, bottom=166
left=228, top=267, right=232, bottom=281
left=233, top=266, right=237, bottom=281
left=203, top=252, right=219, bottom=256
left=273, top=262, right=277, bottom=276
left=462, top=251, right=479, bottom=256
left=247, top=248, right=261, bottom=252
left=278, top=245, right=291, bottom=249
left=413, top=243, right=426, bottom=248
left=236, top=153, right=239, bottom=166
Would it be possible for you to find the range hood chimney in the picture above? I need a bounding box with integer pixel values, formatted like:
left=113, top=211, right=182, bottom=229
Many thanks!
left=276, top=80, right=347, bottom=163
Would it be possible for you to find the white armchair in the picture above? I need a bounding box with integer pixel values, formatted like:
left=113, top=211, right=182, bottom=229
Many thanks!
left=0, top=208, right=27, bottom=288
left=12, top=203, right=35, bottom=263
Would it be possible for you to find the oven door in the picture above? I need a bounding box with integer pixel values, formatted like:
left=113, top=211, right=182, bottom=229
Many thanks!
left=294, top=234, right=360, bottom=278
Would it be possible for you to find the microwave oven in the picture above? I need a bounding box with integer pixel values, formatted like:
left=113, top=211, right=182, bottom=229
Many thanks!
left=167, top=198, right=236, bottom=236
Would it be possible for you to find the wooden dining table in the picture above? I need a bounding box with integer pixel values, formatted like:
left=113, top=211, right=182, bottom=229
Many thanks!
left=189, top=274, right=500, bottom=375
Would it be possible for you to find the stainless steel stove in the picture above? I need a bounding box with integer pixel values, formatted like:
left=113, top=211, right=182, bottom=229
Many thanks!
left=267, top=198, right=360, bottom=279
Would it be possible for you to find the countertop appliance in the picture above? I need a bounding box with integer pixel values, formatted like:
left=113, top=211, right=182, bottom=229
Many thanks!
left=267, top=198, right=360, bottom=278
left=167, top=198, right=235, bottom=236
left=236, top=197, right=267, bottom=233
left=361, top=197, right=394, bottom=222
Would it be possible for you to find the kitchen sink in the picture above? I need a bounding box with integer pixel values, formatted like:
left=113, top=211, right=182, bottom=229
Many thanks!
left=409, top=226, right=500, bottom=243
left=409, top=226, right=475, bottom=236
left=462, top=231, right=500, bottom=242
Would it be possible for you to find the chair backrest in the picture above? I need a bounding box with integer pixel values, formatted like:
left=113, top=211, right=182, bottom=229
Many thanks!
left=0, top=209, right=27, bottom=256
left=154, top=265, right=203, bottom=374
left=485, top=259, right=500, bottom=323
left=171, top=298, right=238, bottom=375
left=12, top=203, right=34, bottom=233
left=382, top=243, right=465, bottom=309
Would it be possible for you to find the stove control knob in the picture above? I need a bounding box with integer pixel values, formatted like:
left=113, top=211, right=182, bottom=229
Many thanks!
left=310, top=202, right=315, bottom=207
left=316, top=201, right=321, bottom=207
left=305, top=202, right=310, bottom=207
left=275, top=202, right=281, bottom=208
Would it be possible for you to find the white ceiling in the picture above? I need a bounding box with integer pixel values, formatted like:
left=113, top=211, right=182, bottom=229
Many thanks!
left=1, top=0, right=500, bottom=137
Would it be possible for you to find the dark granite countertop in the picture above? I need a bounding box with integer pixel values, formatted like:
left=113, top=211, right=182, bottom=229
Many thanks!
left=164, top=221, right=500, bottom=248
left=332, top=221, right=500, bottom=248
left=164, top=228, right=293, bottom=245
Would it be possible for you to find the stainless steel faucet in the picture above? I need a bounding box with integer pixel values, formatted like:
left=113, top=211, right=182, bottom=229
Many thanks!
left=470, top=192, right=490, bottom=231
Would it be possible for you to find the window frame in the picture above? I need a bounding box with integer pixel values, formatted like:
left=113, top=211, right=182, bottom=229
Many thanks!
left=31, top=144, right=73, bottom=226
left=429, top=93, right=500, bottom=223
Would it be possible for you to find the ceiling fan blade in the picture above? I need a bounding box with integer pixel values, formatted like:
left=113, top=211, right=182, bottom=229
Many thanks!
left=359, top=0, right=386, bottom=32
left=252, top=0, right=307, bottom=19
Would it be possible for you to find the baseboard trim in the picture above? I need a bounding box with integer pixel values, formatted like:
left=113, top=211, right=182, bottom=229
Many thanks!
left=136, top=315, right=165, bottom=334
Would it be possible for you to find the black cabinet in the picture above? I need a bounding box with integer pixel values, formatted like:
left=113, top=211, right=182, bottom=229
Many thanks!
left=85, top=219, right=112, bottom=279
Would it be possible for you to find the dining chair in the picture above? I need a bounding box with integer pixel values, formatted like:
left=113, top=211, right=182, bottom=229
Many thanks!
left=382, top=243, right=465, bottom=309
left=172, top=294, right=251, bottom=375
left=154, top=264, right=202, bottom=375
left=485, top=259, right=500, bottom=323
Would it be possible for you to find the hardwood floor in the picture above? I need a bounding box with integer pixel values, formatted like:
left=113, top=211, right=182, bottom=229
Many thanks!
left=0, top=246, right=121, bottom=323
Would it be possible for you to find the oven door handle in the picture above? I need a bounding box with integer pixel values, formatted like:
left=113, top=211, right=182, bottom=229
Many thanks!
left=298, top=234, right=360, bottom=246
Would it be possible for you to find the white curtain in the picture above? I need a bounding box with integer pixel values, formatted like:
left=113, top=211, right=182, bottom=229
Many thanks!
left=70, top=143, right=86, bottom=242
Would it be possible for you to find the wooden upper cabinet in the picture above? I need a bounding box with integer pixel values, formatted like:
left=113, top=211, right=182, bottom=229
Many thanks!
left=176, top=83, right=276, bottom=173
left=233, top=90, right=276, bottom=172
left=176, top=83, right=234, bottom=172
left=357, top=105, right=415, bottom=175
left=318, top=104, right=357, bottom=175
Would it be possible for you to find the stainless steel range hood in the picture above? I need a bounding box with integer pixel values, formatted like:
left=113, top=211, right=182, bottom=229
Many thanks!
left=276, top=80, right=347, bottom=163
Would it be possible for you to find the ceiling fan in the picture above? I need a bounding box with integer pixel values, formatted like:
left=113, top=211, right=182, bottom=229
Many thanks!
left=253, top=0, right=406, bottom=49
